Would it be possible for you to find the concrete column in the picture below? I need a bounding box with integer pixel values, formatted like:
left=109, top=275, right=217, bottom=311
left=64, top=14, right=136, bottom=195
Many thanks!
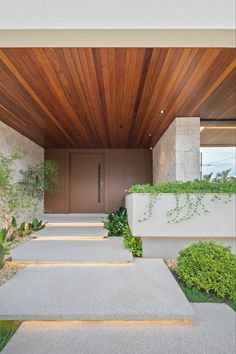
left=153, top=117, right=200, bottom=183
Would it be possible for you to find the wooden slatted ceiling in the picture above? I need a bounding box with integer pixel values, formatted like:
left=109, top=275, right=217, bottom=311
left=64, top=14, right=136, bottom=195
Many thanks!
left=0, top=48, right=235, bottom=148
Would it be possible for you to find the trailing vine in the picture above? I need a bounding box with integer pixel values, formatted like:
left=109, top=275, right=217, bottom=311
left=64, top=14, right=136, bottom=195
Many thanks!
left=129, top=180, right=236, bottom=223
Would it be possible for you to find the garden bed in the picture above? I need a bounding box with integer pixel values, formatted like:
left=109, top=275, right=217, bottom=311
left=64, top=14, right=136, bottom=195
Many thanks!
left=0, top=261, right=27, bottom=287
left=165, top=259, right=236, bottom=312
left=172, top=271, right=236, bottom=312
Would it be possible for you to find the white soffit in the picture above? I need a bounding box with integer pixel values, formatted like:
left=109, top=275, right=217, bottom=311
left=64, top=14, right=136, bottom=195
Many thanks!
left=0, top=0, right=235, bottom=29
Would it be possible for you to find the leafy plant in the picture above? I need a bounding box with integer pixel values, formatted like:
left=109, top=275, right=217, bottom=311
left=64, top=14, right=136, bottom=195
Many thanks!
left=103, top=207, right=142, bottom=257
left=203, top=169, right=236, bottom=182
left=123, top=224, right=142, bottom=257
left=0, top=151, right=58, bottom=240
left=0, top=151, right=26, bottom=237
left=103, top=207, right=128, bottom=236
left=129, top=179, right=236, bottom=223
left=176, top=241, right=236, bottom=301
left=28, top=218, right=46, bottom=232
left=0, top=228, right=13, bottom=268
left=20, top=160, right=59, bottom=217
left=13, top=218, right=46, bottom=239
left=14, top=222, right=31, bottom=238
left=215, top=169, right=235, bottom=182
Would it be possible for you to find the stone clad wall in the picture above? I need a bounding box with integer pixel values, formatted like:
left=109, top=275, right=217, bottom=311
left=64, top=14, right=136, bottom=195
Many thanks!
left=0, top=121, right=44, bottom=223
left=153, top=117, right=200, bottom=183
left=153, top=120, right=177, bottom=183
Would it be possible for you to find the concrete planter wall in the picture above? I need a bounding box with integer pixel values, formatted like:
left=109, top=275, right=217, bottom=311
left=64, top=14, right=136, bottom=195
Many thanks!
left=126, top=193, right=236, bottom=258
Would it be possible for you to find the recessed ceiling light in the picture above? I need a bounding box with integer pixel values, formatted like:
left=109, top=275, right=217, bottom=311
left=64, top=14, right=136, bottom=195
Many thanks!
left=160, top=110, right=165, bottom=114
left=148, top=133, right=152, bottom=137
left=150, top=147, right=153, bottom=150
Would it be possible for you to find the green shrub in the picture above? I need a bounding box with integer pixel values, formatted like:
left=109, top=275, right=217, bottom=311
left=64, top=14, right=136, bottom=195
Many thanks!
left=123, top=224, right=142, bottom=257
left=103, top=207, right=128, bottom=236
left=0, top=228, right=13, bottom=268
left=0, top=151, right=59, bottom=239
left=129, top=180, right=236, bottom=194
left=103, top=207, right=142, bottom=257
left=176, top=241, right=236, bottom=301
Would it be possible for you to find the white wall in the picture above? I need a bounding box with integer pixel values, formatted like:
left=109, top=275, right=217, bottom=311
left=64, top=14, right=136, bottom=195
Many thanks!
left=0, top=121, right=44, bottom=223
left=153, top=117, right=200, bottom=182
left=0, top=0, right=235, bottom=29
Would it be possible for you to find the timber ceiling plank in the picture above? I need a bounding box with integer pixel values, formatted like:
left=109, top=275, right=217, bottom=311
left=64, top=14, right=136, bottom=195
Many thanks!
left=0, top=49, right=77, bottom=147
left=0, top=48, right=235, bottom=148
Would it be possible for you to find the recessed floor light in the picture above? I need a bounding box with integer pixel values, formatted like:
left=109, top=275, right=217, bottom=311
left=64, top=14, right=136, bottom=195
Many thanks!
left=160, top=110, right=165, bottom=114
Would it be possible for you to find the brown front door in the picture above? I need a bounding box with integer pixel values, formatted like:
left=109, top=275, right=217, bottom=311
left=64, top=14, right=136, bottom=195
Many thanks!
left=69, top=153, right=105, bottom=213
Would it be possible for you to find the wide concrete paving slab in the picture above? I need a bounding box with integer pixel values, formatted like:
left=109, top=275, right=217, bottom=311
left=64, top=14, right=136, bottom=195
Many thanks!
left=11, top=238, right=132, bottom=263
left=2, top=304, right=235, bottom=354
left=44, top=213, right=105, bottom=226
left=0, top=259, right=195, bottom=321
left=32, top=226, right=108, bottom=238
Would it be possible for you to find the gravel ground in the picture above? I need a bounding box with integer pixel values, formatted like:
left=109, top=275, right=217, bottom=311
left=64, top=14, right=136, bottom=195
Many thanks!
left=0, top=262, right=27, bottom=287
left=165, top=259, right=177, bottom=271
left=1, top=237, right=30, bottom=287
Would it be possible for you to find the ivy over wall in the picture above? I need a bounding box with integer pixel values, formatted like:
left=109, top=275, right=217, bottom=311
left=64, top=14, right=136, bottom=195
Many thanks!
left=128, top=180, right=236, bottom=223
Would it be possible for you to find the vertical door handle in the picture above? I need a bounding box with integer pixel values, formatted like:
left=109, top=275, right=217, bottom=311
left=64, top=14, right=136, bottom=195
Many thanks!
left=98, top=164, right=101, bottom=203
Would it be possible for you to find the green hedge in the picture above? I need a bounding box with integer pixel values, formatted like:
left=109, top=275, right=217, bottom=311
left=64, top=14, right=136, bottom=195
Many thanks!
left=129, top=180, right=236, bottom=194
left=176, top=241, right=236, bottom=301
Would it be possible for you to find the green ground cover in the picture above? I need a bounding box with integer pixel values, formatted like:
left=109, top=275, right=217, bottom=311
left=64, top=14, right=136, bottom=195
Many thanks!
left=0, top=321, right=21, bottom=351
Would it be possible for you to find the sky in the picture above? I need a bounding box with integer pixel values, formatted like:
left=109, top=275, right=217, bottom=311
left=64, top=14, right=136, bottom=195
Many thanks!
left=200, top=147, right=236, bottom=178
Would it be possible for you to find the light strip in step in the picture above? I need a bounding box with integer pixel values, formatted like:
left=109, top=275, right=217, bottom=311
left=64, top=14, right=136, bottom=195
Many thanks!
left=17, top=320, right=193, bottom=327
left=46, top=223, right=104, bottom=227
left=24, top=262, right=133, bottom=266
left=32, top=237, right=108, bottom=241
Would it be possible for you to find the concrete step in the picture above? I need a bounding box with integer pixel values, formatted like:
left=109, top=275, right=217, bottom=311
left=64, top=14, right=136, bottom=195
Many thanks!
left=44, top=214, right=105, bottom=227
left=0, top=259, right=195, bottom=321
left=2, top=304, right=234, bottom=354
left=10, top=238, right=132, bottom=264
left=32, top=226, right=108, bottom=239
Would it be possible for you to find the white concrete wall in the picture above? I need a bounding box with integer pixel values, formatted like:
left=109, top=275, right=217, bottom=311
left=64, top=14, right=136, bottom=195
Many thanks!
left=126, top=193, right=236, bottom=258
left=0, top=121, right=44, bottom=223
left=153, top=117, right=200, bottom=183
left=126, top=193, right=236, bottom=238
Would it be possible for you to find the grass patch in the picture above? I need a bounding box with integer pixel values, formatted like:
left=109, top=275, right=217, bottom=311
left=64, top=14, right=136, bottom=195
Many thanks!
left=0, top=321, right=21, bottom=351
left=173, top=272, right=236, bottom=312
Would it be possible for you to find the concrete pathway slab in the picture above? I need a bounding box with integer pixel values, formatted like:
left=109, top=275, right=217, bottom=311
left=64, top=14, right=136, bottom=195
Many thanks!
left=0, top=259, right=195, bottom=321
left=2, top=304, right=235, bottom=354
left=32, top=226, right=108, bottom=238
left=11, top=238, right=132, bottom=263
left=44, top=213, right=105, bottom=227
